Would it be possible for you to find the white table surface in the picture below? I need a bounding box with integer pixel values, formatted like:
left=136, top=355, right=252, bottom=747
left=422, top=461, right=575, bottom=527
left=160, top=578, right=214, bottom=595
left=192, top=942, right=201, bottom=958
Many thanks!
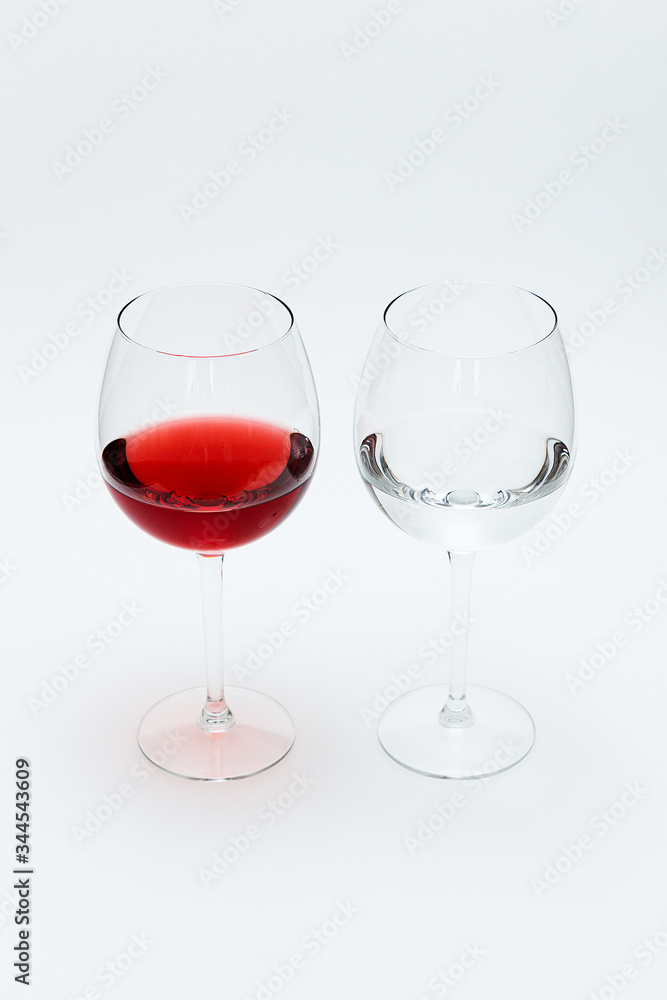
left=2, top=1, right=667, bottom=997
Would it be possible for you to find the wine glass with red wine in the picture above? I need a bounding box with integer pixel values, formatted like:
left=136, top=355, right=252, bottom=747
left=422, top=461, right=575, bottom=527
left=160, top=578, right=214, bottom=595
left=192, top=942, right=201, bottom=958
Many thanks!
left=97, top=284, right=319, bottom=780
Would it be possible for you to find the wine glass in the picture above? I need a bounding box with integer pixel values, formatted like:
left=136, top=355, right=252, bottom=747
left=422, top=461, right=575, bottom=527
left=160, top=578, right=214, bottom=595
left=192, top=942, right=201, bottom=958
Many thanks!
left=97, top=283, right=319, bottom=781
left=354, top=281, right=575, bottom=778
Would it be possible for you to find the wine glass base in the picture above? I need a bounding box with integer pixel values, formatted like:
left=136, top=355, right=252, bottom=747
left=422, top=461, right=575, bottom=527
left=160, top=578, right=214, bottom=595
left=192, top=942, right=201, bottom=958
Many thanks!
left=377, top=684, right=535, bottom=779
left=137, top=686, right=295, bottom=781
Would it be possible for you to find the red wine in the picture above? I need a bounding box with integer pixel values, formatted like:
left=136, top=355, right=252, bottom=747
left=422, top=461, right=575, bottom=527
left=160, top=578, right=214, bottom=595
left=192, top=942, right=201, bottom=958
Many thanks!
left=102, top=416, right=315, bottom=553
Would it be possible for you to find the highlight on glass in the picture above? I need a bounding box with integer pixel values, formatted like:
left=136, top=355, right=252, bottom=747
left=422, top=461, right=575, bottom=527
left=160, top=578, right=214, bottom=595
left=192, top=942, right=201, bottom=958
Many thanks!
left=97, top=283, right=319, bottom=780
left=354, top=281, right=575, bottom=778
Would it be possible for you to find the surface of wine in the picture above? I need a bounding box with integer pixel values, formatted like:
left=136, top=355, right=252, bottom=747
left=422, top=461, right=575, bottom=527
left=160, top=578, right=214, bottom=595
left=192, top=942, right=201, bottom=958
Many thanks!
left=102, top=416, right=315, bottom=553
left=358, top=414, right=570, bottom=551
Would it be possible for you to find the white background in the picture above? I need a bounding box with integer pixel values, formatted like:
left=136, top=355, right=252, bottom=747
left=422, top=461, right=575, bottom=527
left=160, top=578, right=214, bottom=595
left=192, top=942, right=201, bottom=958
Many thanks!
left=2, top=1, right=667, bottom=997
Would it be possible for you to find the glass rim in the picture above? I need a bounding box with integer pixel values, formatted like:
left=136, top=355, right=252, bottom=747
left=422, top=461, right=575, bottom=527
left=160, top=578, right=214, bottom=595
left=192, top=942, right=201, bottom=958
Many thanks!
left=116, top=281, right=295, bottom=358
left=382, top=280, right=559, bottom=359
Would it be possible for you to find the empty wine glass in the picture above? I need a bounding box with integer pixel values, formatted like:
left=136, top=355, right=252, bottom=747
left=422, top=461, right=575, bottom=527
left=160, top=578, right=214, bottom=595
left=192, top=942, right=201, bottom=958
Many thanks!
left=97, top=283, right=319, bottom=780
left=354, top=281, right=575, bottom=778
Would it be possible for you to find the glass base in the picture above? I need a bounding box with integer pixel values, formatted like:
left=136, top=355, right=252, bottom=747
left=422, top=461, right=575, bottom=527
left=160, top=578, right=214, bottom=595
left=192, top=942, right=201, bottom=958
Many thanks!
left=138, top=686, right=295, bottom=781
left=377, top=684, right=535, bottom=779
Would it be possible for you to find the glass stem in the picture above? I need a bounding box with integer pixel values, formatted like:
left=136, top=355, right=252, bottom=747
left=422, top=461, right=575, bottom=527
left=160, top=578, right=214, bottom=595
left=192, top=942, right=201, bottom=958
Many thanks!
left=439, top=550, right=475, bottom=729
left=197, top=553, right=235, bottom=733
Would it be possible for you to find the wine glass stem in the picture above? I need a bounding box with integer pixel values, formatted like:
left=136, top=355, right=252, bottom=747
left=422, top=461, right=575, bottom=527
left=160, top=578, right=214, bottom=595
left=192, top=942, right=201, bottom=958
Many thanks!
left=440, top=550, right=475, bottom=729
left=197, top=553, right=235, bottom=733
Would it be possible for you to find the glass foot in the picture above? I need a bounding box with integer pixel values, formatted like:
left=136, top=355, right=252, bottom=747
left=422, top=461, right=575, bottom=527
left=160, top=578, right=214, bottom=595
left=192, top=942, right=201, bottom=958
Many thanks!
left=138, top=686, right=295, bottom=781
left=377, top=684, right=535, bottom=779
